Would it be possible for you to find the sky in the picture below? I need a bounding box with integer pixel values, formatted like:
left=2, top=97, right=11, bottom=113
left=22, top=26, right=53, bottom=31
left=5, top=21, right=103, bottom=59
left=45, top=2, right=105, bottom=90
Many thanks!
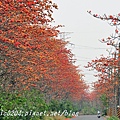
left=52, top=0, right=120, bottom=90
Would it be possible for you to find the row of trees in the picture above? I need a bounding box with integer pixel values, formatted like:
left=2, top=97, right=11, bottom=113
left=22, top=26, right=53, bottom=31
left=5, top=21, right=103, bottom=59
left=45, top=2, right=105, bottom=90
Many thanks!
left=85, top=11, right=120, bottom=117
left=0, top=0, right=88, bottom=101
left=0, top=1, right=89, bottom=119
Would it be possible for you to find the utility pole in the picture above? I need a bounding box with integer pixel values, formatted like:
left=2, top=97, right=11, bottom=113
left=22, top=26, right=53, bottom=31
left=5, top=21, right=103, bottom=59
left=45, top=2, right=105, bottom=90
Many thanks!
left=59, top=32, right=73, bottom=40
left=117, top=42, right=120, bottom=117
left=114, top=52, right=117, bottom=116
left=118, top=43, right=120, bottom=105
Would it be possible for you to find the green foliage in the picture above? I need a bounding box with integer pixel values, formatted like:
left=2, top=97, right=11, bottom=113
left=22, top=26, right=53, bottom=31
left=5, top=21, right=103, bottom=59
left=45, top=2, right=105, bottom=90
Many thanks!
left=49, top=100, right=74, bottom=111
left=99, top=94, right=108, bottom=115
left=48, top=99, right=79, bottom=118
left=48, top=99, right=78, bottom=112
left=107, top=116, right=120, bottom=120
left=80, top=102, right=97, bottom=115
left=100, top=94, right=108, bottom=107
left=0, top=89, right=48, bottom=120
left=0, top=89, right=79, bottom=120
left=49, top=99, right=61, bottom=111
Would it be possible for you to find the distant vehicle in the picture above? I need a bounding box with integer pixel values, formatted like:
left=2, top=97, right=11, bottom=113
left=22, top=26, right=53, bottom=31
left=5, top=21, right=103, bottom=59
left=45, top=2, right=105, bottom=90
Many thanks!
left=97, top=110, right=101, bottom=118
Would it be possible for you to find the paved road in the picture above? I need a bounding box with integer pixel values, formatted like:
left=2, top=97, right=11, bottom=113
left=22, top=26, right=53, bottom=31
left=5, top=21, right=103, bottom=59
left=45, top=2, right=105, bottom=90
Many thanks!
left=70, top=115, right=105, bottom=120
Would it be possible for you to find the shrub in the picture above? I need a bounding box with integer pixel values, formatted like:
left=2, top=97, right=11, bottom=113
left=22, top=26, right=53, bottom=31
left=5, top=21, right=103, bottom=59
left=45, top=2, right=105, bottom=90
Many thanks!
left=0, top=89, right=48, bottom=120
left=107, top=116, right=119, bottom=120
left=0, top=89, right=79, bottom=120
left=48, top=99, right=79, bottom=118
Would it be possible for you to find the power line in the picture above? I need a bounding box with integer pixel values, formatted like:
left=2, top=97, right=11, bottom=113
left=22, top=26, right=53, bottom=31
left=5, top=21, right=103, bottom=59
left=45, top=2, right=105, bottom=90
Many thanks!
left=59, top=32, right=73, bottom=40
left=75, top=44, right=107, bottom=48
left=76, top=59, right=90, bottom=62
left=68, top=44, right=112, bottom=50
left=59, top=32, right=112, bottom=50
left=75, top=56, right=93, bottom=59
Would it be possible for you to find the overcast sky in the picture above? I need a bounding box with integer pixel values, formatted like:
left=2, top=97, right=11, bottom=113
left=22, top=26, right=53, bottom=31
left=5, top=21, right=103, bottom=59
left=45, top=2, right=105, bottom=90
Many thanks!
left=52, top=0, right=120, bottom=89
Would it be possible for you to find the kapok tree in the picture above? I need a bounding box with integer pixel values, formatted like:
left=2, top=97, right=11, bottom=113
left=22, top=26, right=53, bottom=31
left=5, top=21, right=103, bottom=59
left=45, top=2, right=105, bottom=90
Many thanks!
left=86, top=55, right=118, bottom=102
left=87, top=10, right=120, bottom=48
left=86, top=11, right=120, bottom=107
left=0, top=0, right=87, bottom=102
left=0, top=0, right=59, bottom=91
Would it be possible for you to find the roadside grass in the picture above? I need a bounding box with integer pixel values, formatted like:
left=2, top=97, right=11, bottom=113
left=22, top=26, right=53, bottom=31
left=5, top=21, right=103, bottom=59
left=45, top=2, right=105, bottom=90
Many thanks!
left=107, top=116, right=119, bottom=120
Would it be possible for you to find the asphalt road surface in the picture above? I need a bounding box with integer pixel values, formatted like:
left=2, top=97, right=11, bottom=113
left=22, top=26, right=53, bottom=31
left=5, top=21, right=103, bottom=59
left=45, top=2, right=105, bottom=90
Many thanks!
left=70, top=115, right=105, bottom=120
